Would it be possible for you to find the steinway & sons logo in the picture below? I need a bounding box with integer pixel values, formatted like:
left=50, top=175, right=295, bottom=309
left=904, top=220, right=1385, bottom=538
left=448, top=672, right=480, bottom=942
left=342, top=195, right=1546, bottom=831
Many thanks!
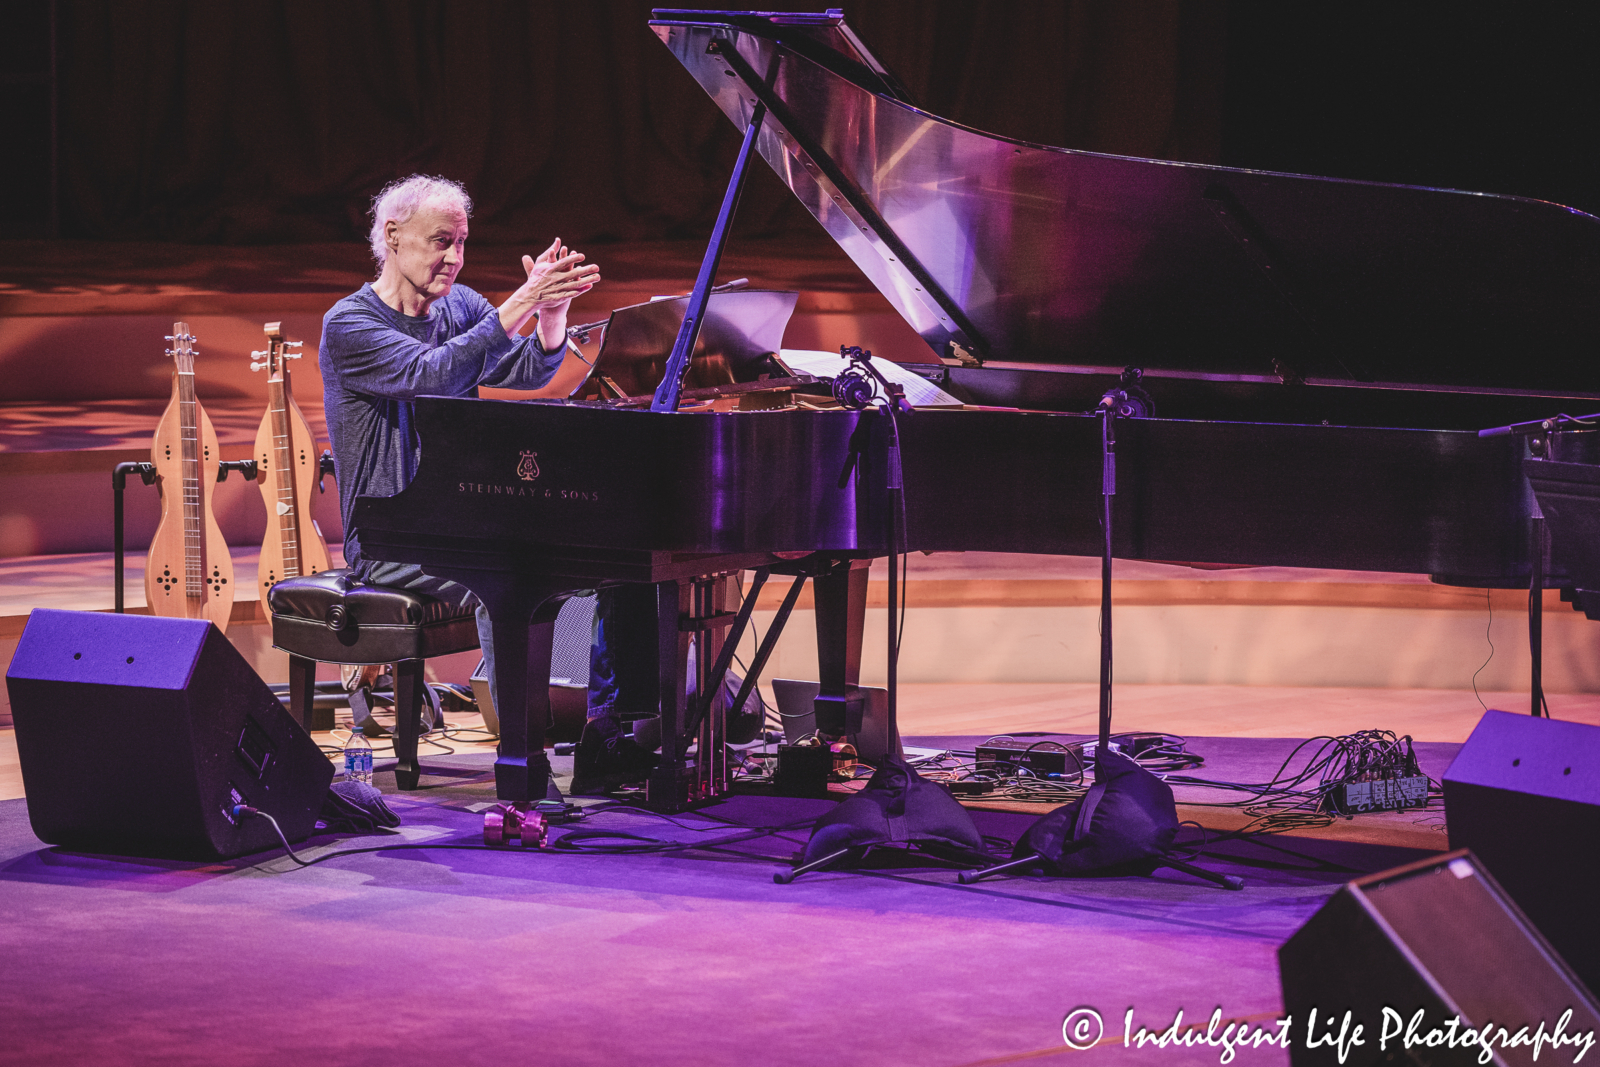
left=455, top=448, right=601, bottom=503
left=517, top=450, right=541, bottom=481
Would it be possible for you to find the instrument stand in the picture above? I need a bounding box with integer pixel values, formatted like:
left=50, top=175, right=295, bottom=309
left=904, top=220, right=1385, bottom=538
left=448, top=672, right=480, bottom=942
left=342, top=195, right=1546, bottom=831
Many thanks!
left=112, top=452, right=335, bottom=614
left=111, top=461, right=158, bottom=613
left=111, top=458, right=259, bottom=613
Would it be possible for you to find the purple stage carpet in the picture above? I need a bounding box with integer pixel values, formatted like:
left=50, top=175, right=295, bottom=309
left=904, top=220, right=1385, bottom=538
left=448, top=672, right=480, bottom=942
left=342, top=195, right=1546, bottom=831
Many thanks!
left=0, top=736, right=1457, bottom=1066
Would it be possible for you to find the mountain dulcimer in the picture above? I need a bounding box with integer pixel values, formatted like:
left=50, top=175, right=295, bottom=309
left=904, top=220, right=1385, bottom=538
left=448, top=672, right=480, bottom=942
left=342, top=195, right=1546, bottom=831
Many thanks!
left=252, top=321, right=331, bottom=614
left=145, top=321, right=234, bottom=632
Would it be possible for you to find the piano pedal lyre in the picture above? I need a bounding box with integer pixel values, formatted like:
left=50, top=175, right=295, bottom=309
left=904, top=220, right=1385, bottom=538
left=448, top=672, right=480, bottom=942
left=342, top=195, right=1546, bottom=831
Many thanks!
left=676, top=573, right=742, bottom=808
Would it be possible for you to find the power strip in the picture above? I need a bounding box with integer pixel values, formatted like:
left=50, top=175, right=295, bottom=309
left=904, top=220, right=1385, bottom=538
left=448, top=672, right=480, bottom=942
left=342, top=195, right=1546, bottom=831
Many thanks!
left=973, top=738, right=1085, bottom=777
left=1333, top=775, right=1429, bottom=813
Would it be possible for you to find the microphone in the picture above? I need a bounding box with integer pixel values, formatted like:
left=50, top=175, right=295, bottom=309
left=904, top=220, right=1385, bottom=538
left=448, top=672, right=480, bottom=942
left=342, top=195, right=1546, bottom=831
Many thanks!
left=1479, top=411, right=1599, bottom=438
left=832, top=345, right=913, bottom=415
left=1099, top=368, right=1153, bottom=418
left=566, top=318, right=608, bottom=345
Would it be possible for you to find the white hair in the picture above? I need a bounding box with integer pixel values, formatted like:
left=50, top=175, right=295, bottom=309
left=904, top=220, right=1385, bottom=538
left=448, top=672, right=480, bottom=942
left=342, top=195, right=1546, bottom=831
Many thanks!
left=367, top=174, right=473, bottom=268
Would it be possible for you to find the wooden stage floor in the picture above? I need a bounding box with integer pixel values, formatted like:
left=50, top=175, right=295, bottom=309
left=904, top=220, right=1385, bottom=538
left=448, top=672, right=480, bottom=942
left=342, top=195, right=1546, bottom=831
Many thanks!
left=5, top=680, right=1595, bottom=853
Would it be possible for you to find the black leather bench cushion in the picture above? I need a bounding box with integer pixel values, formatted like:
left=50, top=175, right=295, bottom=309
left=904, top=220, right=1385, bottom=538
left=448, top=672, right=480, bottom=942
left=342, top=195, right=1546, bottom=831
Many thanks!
left=269, top=569, right=470, bottom=626
left=268, top=569, right=480, bottom=664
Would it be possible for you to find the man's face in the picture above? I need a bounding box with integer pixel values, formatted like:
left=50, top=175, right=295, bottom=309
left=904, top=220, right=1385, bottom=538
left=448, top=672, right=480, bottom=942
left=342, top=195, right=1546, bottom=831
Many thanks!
left=388, top=206, right=468, bottom=303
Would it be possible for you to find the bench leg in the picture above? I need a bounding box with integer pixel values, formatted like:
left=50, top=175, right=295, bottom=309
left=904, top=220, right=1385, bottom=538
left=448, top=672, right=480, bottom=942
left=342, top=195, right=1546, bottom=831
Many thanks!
left=393, top=658, right=425, bottom=790
left=287, top=655, right=322, bottom=732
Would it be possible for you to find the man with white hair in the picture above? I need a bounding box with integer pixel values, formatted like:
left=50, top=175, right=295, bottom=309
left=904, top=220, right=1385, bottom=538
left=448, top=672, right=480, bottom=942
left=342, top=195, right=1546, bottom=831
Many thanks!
left=320, top=173, right=658, bottom=795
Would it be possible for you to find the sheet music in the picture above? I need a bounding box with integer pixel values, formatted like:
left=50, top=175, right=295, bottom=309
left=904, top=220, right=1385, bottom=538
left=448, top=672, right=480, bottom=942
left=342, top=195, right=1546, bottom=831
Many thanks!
left=778, top=349, right=964, bottom=409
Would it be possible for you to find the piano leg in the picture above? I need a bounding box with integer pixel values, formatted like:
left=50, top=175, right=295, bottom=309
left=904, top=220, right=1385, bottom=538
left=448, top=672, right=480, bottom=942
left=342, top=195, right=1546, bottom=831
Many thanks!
left=813, top=559, right=870, bottom=738
left=438, top=574, right=563, bottom=805
left=648, top=580, right=693, bottom=811
left=509, top=595, right=562, bottom=803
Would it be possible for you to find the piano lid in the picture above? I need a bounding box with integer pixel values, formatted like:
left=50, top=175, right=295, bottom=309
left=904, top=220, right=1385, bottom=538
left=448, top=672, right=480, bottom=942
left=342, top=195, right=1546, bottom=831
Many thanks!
left=650, top=9, right=1600, bottom=400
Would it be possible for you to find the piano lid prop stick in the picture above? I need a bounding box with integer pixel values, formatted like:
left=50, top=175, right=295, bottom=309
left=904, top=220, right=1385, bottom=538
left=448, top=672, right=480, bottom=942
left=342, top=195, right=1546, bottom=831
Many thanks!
left=651, top=92, right=768, bottom=412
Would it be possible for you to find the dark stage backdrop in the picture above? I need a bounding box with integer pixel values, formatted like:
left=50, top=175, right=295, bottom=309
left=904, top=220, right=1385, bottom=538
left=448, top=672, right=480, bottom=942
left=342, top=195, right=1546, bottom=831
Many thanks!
left=10, top=2, right=1598, bottom=247
left=43, top=0, right=1224, bottom=249
left=1224, top=2, right=1600, bottom=218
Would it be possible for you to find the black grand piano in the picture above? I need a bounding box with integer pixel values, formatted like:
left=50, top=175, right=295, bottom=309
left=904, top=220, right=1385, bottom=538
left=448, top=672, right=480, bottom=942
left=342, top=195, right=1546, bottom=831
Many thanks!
left=353, top=9, right=1600, bottom=814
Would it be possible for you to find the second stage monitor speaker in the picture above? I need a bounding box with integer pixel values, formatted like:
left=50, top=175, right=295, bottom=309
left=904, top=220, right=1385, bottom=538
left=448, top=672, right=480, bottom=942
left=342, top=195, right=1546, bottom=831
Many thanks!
left=1444, top=709, right=1600, bottom=992
left=1280, top=850, right=1597, bottom=1066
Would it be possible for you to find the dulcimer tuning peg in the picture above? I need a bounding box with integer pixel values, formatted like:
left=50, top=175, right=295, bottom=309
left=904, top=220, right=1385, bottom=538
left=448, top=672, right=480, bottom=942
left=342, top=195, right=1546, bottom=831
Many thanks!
left=250, top=361, right=270, bottom=372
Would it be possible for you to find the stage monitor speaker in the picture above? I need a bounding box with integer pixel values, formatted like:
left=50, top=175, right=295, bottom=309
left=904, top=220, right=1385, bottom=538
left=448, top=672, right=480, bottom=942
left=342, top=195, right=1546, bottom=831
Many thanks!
left=1279, top=851, right=1597, bottom=1066
left=1443, top=709, right=1600, bottom=993
left=5, top=609, right=334, bottom=860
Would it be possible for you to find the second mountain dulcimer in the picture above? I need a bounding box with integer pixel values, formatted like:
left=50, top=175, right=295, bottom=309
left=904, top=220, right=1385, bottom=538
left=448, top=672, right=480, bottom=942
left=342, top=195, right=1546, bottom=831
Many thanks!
left=252, top=321, right=331, bottom=614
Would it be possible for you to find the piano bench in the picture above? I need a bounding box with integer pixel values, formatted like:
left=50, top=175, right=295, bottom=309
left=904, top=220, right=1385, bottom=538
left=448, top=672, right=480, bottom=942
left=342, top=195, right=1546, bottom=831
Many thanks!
left=267, top=568, right=480, bottom=790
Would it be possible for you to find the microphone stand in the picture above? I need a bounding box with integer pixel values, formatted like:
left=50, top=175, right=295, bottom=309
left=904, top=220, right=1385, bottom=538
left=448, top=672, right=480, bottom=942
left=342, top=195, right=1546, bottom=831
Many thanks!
left=1094, top=369, right=1151, bottom=776
left=1479, top=411, right=1600, bottom=717
left=835, top=346, right=912, bottom=748
left=775, top=350, right=998, bottom=884
left=1098, top=397, right=1116, bottom=770
left=885, top=394, right=904, bottom=746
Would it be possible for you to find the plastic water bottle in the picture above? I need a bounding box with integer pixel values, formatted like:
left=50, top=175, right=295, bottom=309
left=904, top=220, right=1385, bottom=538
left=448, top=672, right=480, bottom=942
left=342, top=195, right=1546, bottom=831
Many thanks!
left=343, top=721, right=373, bottom=783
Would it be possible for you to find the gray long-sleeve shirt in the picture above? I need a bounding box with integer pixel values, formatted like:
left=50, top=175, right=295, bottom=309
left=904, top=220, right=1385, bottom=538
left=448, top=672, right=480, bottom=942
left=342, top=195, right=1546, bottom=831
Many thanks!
left=320, top=282, right=562, bottom=572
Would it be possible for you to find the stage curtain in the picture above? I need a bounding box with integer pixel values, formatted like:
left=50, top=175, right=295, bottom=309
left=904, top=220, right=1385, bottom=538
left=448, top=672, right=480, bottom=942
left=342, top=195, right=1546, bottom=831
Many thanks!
left=55, top=0, right=1224, bottom=247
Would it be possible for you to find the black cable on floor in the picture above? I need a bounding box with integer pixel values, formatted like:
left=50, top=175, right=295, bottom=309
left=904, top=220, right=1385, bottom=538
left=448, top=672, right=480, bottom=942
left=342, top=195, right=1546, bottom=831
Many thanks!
left=239, top=807, right=821, bottom=870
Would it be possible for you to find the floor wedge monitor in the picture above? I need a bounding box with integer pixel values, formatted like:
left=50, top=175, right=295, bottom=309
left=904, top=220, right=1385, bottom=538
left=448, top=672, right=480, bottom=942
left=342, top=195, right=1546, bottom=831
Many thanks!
left=5, top=609, right=334, bottom=859
left=1279, top=850, right=1598, bottom=1067
left=1444, top=709, right=1600, bottom=993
